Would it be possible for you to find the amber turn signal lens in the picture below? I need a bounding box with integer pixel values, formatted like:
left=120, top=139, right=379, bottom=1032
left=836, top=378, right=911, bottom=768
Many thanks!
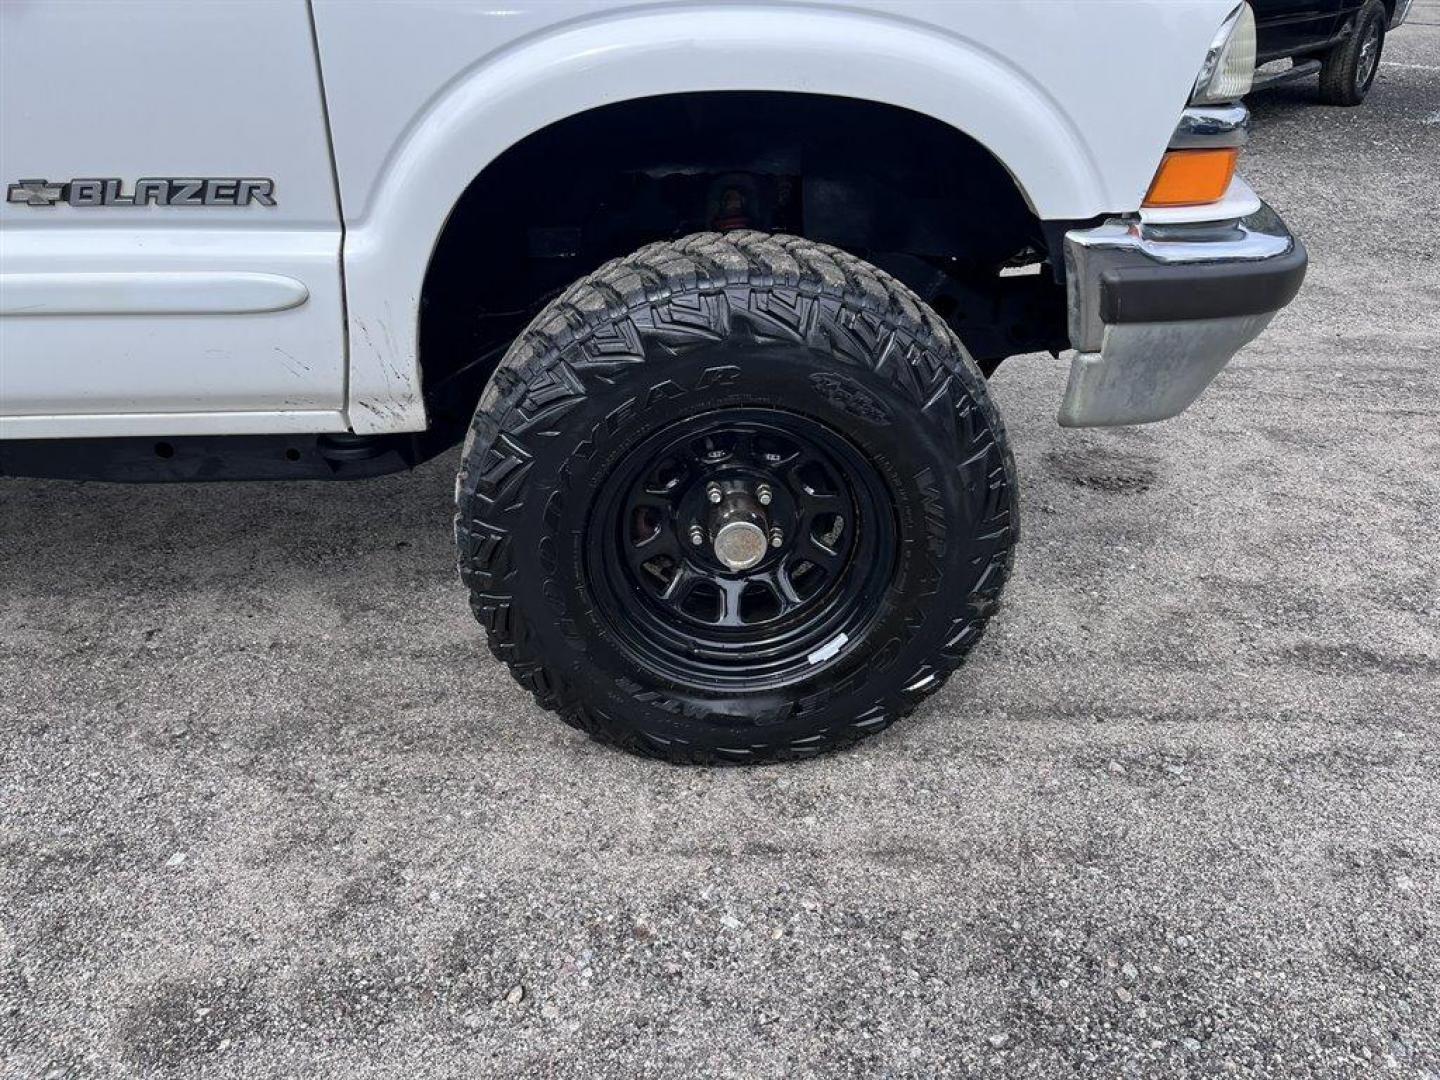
left=1143, top=148, right=1239, bottom=207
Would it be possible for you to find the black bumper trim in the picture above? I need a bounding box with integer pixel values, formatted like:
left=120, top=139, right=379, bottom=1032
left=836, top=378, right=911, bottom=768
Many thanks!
left=1099, top=235, right=1308, bottom=324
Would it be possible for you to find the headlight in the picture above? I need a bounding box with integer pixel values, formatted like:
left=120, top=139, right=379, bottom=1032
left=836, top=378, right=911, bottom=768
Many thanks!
left=1191, top=3, right=1257, bottom=105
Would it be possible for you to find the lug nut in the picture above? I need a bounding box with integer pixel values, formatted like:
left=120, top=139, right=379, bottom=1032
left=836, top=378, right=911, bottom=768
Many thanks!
left=706, top=482, right=723, bottom=505
left=689, top=525, right=705, bottom=546
left=769, top=525, right=784, bottom=548
left=756, top=483, right=773, bottom=506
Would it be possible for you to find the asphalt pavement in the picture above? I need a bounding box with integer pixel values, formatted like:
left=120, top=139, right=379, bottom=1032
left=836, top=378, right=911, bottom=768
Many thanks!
left=2, top=12, right=1438, bottom=1078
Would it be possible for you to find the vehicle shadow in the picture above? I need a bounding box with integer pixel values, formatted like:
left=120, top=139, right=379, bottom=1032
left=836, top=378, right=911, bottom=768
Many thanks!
left=0, top=452, right=464, bottom=601
left=1245, top=81, right=1331, bottom=121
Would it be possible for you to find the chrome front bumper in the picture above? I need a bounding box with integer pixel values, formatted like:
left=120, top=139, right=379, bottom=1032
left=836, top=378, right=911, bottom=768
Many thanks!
left=1058, top=203, right=1306, bottom=427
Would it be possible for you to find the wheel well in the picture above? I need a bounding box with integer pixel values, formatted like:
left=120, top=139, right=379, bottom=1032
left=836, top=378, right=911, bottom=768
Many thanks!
left=419, top=92, right=1070, bottom=434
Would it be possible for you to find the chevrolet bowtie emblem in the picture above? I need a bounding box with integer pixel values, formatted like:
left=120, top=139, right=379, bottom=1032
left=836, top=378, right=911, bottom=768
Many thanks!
left=7, top=179, right=64, bottom=206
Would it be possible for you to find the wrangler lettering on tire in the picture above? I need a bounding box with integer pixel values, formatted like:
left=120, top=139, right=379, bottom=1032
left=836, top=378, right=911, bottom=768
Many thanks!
left=455, top=231, right=1016, bottom=763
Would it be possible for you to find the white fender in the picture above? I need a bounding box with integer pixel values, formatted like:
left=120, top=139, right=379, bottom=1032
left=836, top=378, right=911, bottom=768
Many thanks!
left=320, top=1, right=1229, bottom=433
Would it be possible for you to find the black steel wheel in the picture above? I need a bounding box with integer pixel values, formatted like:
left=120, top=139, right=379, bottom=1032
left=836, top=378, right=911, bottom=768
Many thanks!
left=588, top=408, right=896, bottom=690
left=456, top=231, right=1017, bottom=763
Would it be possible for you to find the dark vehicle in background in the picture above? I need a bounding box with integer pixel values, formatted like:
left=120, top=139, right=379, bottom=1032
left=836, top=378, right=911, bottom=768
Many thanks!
left=1250, top=0, right=1414, bottom=104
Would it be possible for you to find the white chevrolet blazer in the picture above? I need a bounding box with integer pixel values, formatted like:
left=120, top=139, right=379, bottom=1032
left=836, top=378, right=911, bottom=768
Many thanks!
left=0, top=1, right=1306, bottom=762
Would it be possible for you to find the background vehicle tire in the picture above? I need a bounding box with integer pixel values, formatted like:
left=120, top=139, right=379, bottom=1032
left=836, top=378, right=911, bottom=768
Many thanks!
left=455, top=231, right=1017, bottom=763
left=1318, top=0, right=1386, bottom=106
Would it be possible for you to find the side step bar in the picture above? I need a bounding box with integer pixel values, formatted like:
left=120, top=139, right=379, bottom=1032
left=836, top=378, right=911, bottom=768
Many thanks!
left=1251, top=59, right=1323, bottom=92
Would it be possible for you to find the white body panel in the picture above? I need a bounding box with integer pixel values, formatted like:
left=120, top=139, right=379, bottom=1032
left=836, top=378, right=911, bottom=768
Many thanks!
left=1, top=0, right=1239, bottom=440
left=0, top=0, right=344, bottom=438
left=315, top=0, right=1237, bottom=434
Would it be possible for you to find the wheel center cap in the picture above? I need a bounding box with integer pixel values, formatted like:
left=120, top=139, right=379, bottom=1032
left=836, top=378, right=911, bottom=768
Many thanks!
left=712, top=520, right=768, bottom=571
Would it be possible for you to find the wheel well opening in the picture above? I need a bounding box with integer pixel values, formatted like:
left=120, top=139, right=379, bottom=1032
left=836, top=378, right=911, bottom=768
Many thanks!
left=419, top=91, right=1069, bottom=435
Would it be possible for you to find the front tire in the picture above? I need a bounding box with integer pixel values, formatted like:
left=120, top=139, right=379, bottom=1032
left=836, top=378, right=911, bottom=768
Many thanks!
left=1318, top=0, right=1386, bottom=106
left=455, top=232, right=1017, bottom=763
